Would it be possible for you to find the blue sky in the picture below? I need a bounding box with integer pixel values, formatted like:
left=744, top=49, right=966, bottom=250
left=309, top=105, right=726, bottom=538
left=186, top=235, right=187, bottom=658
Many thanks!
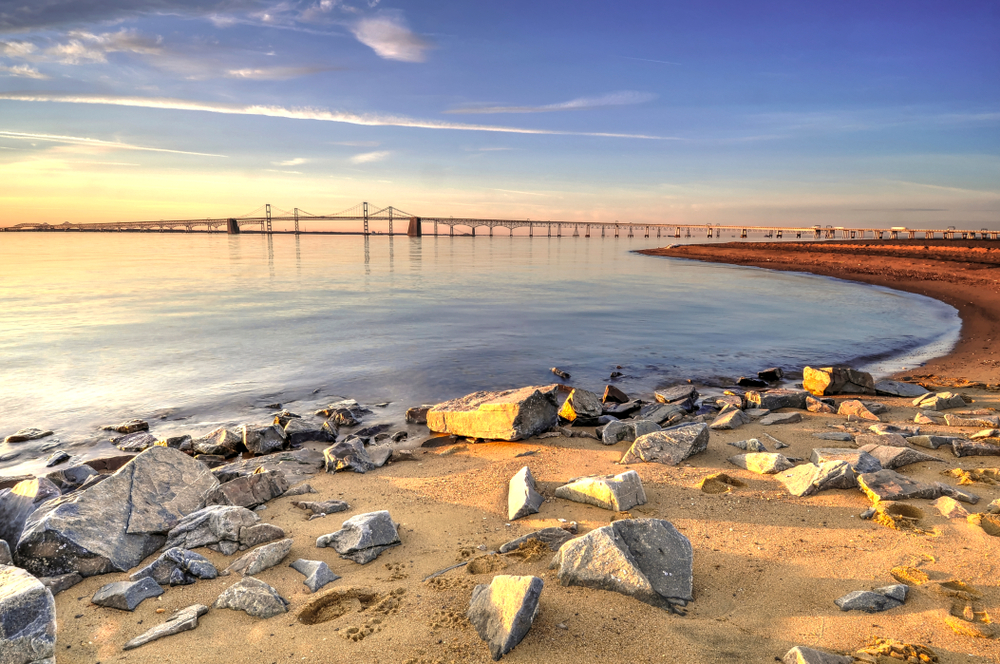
left=0, top=1, right=997, bottom=227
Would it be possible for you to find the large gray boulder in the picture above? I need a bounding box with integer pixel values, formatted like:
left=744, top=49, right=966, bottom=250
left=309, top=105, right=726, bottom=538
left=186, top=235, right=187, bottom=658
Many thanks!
left=225, top=538, right=293, bottom=576
left=123, top=604, right=209, bottom=651
left=554, top=471, right=646, bottom=511
left=0, top=477, right=61, bottom=550
left=551, top=518, right=692, bottom=609
left=0, top=565, right=56, bottom=664
left=558, top=388, right=603, bottom=423
left=204, top=470, right=288, bottom=509
left=163, top=505, right=261, bottom=555
left=129, top=547, right=217, bottom=586
left=508, top=466, right=543, bottom=521
left=16, top=446, right=219, bottom=577
left=316, top=511, right=401, bottom=564
left=214, top=577, right=288, bottom=619
left=426, top=386, right=559, bottom=441
left=92, top=577, right=164, bottom=611
left=468, top=575, right=543, bottom=661
left=323, top=438, right=375, bottom=474
left=620, top=423, right=709, bottom=466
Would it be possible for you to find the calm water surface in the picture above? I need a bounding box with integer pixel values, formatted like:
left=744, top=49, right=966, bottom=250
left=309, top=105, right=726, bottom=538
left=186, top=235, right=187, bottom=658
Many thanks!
left=0, top=232, right=959, bottom=476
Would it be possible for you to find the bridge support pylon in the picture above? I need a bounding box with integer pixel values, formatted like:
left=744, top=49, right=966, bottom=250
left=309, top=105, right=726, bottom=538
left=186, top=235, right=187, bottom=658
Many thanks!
left=227, top=218, right=240, bottom=234
left=407, top=217, right=422, bottom=237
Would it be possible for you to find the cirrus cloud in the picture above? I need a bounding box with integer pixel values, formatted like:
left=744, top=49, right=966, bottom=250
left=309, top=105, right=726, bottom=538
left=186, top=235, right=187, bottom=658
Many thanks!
left=350, top=150, right=389, bottom=163
left=447, top=91, right=657, bottom=115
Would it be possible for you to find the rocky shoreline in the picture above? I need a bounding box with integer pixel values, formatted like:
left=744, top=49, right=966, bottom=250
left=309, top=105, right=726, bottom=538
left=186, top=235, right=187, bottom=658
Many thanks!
left=2, top=362, right=999, bottom=663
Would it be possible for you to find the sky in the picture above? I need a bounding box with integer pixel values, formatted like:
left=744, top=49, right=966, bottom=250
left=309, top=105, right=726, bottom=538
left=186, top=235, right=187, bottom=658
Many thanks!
left=0, top=0, right=997, bottom=227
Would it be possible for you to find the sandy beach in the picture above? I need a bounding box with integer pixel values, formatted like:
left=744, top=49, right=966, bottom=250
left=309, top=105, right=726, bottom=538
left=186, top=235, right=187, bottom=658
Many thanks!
left=4, top=239, right=997, bottom=664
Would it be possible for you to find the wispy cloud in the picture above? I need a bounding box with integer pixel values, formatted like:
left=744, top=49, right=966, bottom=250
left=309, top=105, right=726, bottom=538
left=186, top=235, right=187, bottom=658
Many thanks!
left=350, top=150, right=389, bottom=163
left=273, top=157, right=307, bottom=166
left=492, top=188, right=548, bottom=197
left=0, top=93, right=674, bottom=139
left=0, top=130, right=227, bottom=157
left=619, top=56, right=681, bottom=66
left=0, top=0, right=271, bottom=33
left=350, top=13, right=430, bottom=62
left=447, top=91, right=657, bottom=115
left=0, top=64, right=47, bottom=79
left=226, top=65, right=336, bottom=80
left=330, top=140, right=379, bottom=146
left=43, top=29, right=163, bottom=64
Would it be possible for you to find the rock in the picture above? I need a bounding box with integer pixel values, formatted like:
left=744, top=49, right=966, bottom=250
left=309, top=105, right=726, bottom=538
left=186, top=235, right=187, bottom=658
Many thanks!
left=316, top=399, right=367, bottom=419
left=914, top=411, right=944, bottom=425
left=875, top=380, right=930, bottom=398
left=908, top=435, right=954, bottom=450
left=157, top=435, right=193, bottom=451
left=508, top=466, right=544, bottom=521
left=858, top=445, right=942, bottom=469
left=192, top=427, right=242, bottom=456
left=45, top=464, right=98, bottom=492
left=782, top=646, right=853, bottom=664
left=558, top=388, right=603, bottom=423
left=214, top=576, right=288, bottom=618
left=555, top=471, right=647, bottom=511
left=498, top=527, right=575, bottom=554
left=710, top=409, right=750, bottom=430
left=271, top=410, right=300, bottom=427
left=44, top=450, right=70, bottom=467
left=728, top=453, right=795, bottom=474
left=323, top=438, right=375, bottom=474
left=238, top=523, right=286, bottom=549
left=620, top=423, right=709, bottom=466
left=654, top=385, right=698, bottom=411
left=283, top=483, right=317, bottom=497
left=3, top=428, right=53, bottom=443
left=205, top=470, right=288, bottom=509
left=600, top=420, right=631, bottom=446
left=630, top=420, right=661, bottom=438
left=857, top=470, right=943, bottom=503
left=102, top=419, right=149, bottom=434
left=810, top=449, right=882, bottom=473
left=727, top=438, right=766, bottom=452
left=806, top=396, right=835, bottom=413
left=932, top=496, right=970, bottom=519
left=837, top=400, right=880, bottom=421
left=637, top=402, right=686, bottom=426
left=757, top=367, right=784, bottom=382
left=92, top=577, right=164, bottom=611
left=745, top=389, right=808, bottom=410
left=16, top=446, right=219, bottom=578
left=0, top=539, right=10, bottom=565
left=912, top=392, right=966, bottom=410
left=130, top=547, right=217, bottom=586
left=869, top=423, right=920, bottom=437
left=944, top=413, right=1000, bottom=428
left=551, top=518, right=692, bottom=609
left=37, top=572, right=82, bottom=596
left=289, top=559, right=339, bottom=593
left=225, top=538, right=293, bottom=576
left=602, top=385, right=629, bottom=404
left=854, top=432, right=908, bottom=448
left=759, top=412, right=803, bottom=426
left=951, top=439, right=1000, bottom=458
left=242, top=425, right=287, bottom=455
left=112, top=432, right=157, bottom=453
left=426, top=386, right=559, bottom=441
left=736, top=376, right=768, bottom=388
left=802, top=366, right=875, bottom=396
left=292, top=500, right=349, bottom=516
left=834, top=584, right=908, bottom=612
left=0, top=477, right=61, bottom=552
left=0, top=565, right=57, bottom=663
left=935, top=483, right=980, bottom=504
left=211, top=449, right=325, bottom=486
left=812, top=432, right=853, bottom=442
left=468, top=575, right=543, bottom=660
left=164, top=505, right=261, bottom=554
left=282, top=419, right=335, bottom=445
left=744, top=408, right=770, bottom=420
left=123, top=604, right=209, bottom=650
left=971, top=428, right=1000, bottom=439
left=778, top=461, right=857, bottom=496
left=367, top=445, right=393, bottom=468
left=550, top=367, right=570, bottom=379
left=316, top=510, right=401, bottom=564
left=603, top=400, right=642, bottom=417
left=330, top=409, right=360, bottom=427
left=405, top=406, right=431, bottom=424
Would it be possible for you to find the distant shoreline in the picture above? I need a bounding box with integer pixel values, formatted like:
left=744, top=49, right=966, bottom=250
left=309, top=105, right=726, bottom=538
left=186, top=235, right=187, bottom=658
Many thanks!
left=640, top=239, right=1000, bottom=387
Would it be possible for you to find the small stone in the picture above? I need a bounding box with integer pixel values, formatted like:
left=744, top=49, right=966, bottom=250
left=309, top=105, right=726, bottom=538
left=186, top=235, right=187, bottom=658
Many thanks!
left=931, top=496, right=970, bottom=519
left=123, top=604, right=209, bottom=650
left=225, top=538, right=293, bottom=576
left=112, top=432, right=158, bottom=453
left=912, top=392, right=966, bottom=411
left=558, top=388, right=604, bottom=423
left=316, top=510, right=401, bottom=564
left=468, top=575, right=543, bottom=661
left=809, top=448, right=882, bottom=473
left=508, top=466, right=544, bottom=521
left=837, top=400, right=880, bottom=421
left=908, top=435, right=955, bottom=450
left=551, top=367, right=570, bottom=379
left=38, top=572, right=83, bottom=596
left=292, top=500, right=349, bottom=516
left=102, top=419, right=149, bottom=434
left=759, top=412, right=803, bottom=426
left=834, top=585, right=908, bottom=612
left=620, top=423, right=709, bottom=466
left=44, top=450, right=70, bottom=467
left=214, top=576, right=288, bottom=619
left=812, top=432, right=853, bottom=442
left=289, top=559, right=340, bottom=593
left=710, top=409, right=750, bottom=430
left=283, top=483, right=317, bottom=497
left=727, top=438, right=766, bottom=452
left=745, top=389, right=808, bottom=410
left=602, top=385, right=629, bottom=404
left=806, top=396, right=835, bottom=413
left=92, top=577, right=164, bottom=611
left=3, top=427, right=54, bottom=443
left=757, top=367, right=784, bottom=382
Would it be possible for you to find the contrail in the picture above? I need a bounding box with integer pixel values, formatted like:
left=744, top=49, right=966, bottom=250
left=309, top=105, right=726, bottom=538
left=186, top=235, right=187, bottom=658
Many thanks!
left=0, top=130, right=227, bottom=157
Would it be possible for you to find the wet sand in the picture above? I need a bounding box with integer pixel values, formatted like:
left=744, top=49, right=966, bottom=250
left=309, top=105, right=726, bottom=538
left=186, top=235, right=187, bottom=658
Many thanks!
left=640, top=240, right=1000, bottom=387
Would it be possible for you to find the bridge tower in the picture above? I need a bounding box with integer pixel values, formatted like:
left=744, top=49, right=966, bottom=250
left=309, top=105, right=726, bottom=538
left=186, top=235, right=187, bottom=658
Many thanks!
left=294, top=208, right=299, bottom=235
left=226, top=218, right=240, bottom=234
left=363, top=202, right=369, bottom=235
left=388, top=207, right=393, bottom=236
left=407, top=217, right=422, bottom=237
left=265, top=204, right=272, bottom=234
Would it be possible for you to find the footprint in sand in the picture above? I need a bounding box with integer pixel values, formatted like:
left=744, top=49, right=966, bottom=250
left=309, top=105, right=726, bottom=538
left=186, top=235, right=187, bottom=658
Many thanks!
left=424, top=577, right=475, bottom=591
left=429, top=609, right=468, bottom=630
left=298, top=586, right=407, bottom=642
left=383, top=561, right=411, bottom=581
left=466, top=554, right=508, bottom=575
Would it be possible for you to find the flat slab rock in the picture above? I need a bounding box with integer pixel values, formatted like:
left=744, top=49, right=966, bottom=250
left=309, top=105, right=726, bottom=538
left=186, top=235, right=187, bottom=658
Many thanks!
left=468, top=575, right=543, bottom=661
left=857, top=444, right=942, bottom=469
left=619, top=423, right=709, bottom=466
left=205, top=470, right=288, bottom=509
left=123, top=604, right=209, bottom=651
left=426, top=385, right=559, bottom=441
left=214, top=576, right=288, bottom=619
left=728, top=452, right=795, bottom=474
left=551, top=518, right=692, bottom=609
left=498, top=527, right=575, bottom=554
left=857, top=469, right=942, bottom=502
left=554, top=470, right=647, bottom=511
left=316, top=510, right=401, bottom=564
left=835, top=584, right=908, bottom=612
left=759, top=412, right=803, bottom=426
left=0, top=564, right=57, bottom=664
left=225, top=538, right=293, bottom=576
left=92, top=577, right=164, bottom=611
left=809, top=449, right=881, bottom=474
left=778, top=461, right=857, bottom=497
left=875, top=380, right=931, bottom=398
left=130, top=547, right=217, bottom=586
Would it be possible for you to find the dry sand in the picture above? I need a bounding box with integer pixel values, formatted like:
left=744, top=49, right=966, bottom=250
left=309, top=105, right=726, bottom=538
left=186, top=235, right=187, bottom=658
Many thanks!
left=51, top=240, right=1000, bottom=663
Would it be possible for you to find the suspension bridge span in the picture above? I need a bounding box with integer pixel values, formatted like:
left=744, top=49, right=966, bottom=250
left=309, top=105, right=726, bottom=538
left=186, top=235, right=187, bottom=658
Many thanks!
left=3, top=201, right=996, bottom=241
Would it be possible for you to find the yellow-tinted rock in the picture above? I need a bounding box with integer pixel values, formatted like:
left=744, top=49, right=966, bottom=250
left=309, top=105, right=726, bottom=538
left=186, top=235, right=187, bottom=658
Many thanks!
left=427, top=386, right=559, bottom=441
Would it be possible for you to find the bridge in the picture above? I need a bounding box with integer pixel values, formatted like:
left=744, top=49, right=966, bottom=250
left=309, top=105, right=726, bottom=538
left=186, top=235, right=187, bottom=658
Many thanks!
left=2, top=201, right=997, bottom=241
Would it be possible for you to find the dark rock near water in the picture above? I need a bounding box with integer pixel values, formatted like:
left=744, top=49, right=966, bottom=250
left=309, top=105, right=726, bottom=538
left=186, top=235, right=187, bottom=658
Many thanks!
left=637, top=402, right=686, bottom=426
left=44, top=450, right=70, bottom=467
left=130, top=547, right=217, bottom=586
left=271, top=409, right=300, bottom=427
left=282, top=419, right=334, bottom=445
left=102, top=419, right=149, bottom=434
left=225, top=538, right=293, bottom=576
left=499, top=527, right=575, bottom=554
left=123, top=604, right=209, bottom=651
left=603, top=400, right=642, bottom=418
left=0, top=477, right=61, bottom=550
left=758, top=367, right=784, bottom=382
left=602, top=385, right=629, bottom=404
left=736, top=376, right=768, bottom=389
left=324, top=438, right=375, bottom=474
left=468, top=575, right=543, bottom=661
left=316, top=510, right=401, bottom=564
left=16, top=446, right=219, bottom=578
left=3, top=428, right=53, bottom=443
left=92, top=577, right=164, bottom=611
left=192, top=427, right=242, bottom=456
left=112, top=432, right=158, bottom=453
left=620, top=423, right=709, bottom=466
left=214, top=576, right=288, bottom=618
left=803, top=366, right=875, bottom=396
left=550, top=367, right=570, bottom=379
left=0, top=565, right=57, bottom=663
left=508, top=466, right=543, bottom=521
left=559, top=388, right=603, bottom=423
left=157, top=435, right=193, bottom=451
left=654, top=385, right=698, bottom=412
left=205, top=470, right=288, bottom=509
left=242, top=424, right=287, bottom=455
left=405, top=406, right=431, bottom=424
left=289, top=558, right=339, bottom=593
left=874, top=380, right=930, bottom=398
left=745, top=389, right=808, bottom=410
left=551, top=518, right=692, bottom=609
left=45, top=464, right=97, bottom=492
